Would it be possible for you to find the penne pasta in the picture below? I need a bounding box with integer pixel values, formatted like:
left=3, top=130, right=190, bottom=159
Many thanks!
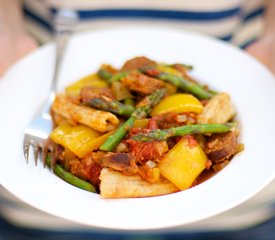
left=52, top=94, right=119, bottom=132
left=99, top=168, right=179, bottom=198
left=198, top=92, right=235, bottom=124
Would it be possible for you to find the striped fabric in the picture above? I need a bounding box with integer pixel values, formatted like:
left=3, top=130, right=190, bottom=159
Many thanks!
left=23, top=0, right=265, bottom=48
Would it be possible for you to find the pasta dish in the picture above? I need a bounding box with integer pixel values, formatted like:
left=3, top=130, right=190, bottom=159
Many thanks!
left=48, top=56, right=242, bottom=198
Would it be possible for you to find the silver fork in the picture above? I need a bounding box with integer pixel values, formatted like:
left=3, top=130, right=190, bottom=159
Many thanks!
left=23, top=10, right=78, bottom=165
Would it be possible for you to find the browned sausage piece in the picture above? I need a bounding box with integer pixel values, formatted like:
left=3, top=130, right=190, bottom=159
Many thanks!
left=205, top=131, right=239, bottom=163
left=80, top=86, right=114, bottom=102
left=121, top=71, right=164, bottom=95
left=121, top=56, right=156, bottom=71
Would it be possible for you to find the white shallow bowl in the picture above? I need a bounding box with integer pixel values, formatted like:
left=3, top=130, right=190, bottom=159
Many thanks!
left=0, top=27, right=275, bottom=231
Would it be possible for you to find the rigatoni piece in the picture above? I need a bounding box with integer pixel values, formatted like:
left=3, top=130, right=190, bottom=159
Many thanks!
left=52, top=94, right=119, bottom=132
left=198, top=92, right=235, bottom=124
left=99, top=168, right=179, bottom=198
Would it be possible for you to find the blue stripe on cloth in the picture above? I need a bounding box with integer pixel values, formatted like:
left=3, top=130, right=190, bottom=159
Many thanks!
left=219, top=34, right=233, bottom=42
left=51, top=7, right=241, bottom=21
left=240, top=38, right=257, bottom=49
left=23, top=6, right=53, bottom=31
left=243, top=7, right=265, bottom=22
left=24, top=7, right=240, bottom=41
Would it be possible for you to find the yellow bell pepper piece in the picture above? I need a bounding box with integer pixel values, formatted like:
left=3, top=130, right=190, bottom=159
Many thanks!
left=66, top=74, right=108, bottom=95
left=164, top=82, right=177, bottom=95
left=151, top=93, right=203, bottom=116
left=156, top=64, right=182, bottom=76
left=50, top=124, right=113, bottom=158
left=133, top=119, right=149, bottom=128
left=158, top=136, right=207, bottom=190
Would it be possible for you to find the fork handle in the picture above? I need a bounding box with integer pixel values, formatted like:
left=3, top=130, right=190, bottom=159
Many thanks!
left=40, top=10, right=79, bottom=116
left=50, top=10, right=79, bottom=98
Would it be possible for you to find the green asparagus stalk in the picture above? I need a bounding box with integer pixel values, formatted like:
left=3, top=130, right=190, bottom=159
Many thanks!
left=124, top=98, right=134, bottom=106
left=100, top=89, right=166, bottom=151
left=132, top=88, right=167, bottom=119
left=131, top=123, right=235, bottom=142
left=110, top=72, right=128, bottom=82
left=46, top=155, right=96, bottom=193
left=84, top=97, right=135, bottom=117
left=163, top=63, right=193, bottom=71
left=99, top=116, right=136, bottom=152
left=174, top=63, right=194, bottom=71
left=140, top=67, right=213, bottom=100
left=97, top=68, right=127, bottom=84
left=97, top=68, right=112, bottom=82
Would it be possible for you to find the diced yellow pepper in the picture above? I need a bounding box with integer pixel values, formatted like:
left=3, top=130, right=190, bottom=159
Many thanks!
left=151, top=167, right=160, bottom=182
left=50, top=124, right=113, bottom=158
left=133, top=119, right=149, bottom=128
left=156, top=64, right=182, bottom=76
left=158, top=136, right=207, bottom=190
left=65, top=74, right=108, bottom=96
left=151, top=93, right=203, bottom=116
left=164, top=82, right=177, bottom=95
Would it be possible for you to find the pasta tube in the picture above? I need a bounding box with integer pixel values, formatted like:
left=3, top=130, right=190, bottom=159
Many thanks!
left=99, top=168, right=179, bottom=198
left=52, top=94, right=119, bottom=132
left=198, top=92, right=235, bottom=124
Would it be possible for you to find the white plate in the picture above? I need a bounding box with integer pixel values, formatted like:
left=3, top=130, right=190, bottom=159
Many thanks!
left=1, top=27, right=275, bottom=231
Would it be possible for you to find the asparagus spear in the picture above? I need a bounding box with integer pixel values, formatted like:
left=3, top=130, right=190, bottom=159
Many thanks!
left=140, top=67, right=213, bottom=100
left=131, top=123, right=235, bottom=142
left=174, top=63, right=193, bottom=71
left=111, top=72, right=128, bottom=82
left=100, top=89, right=166, bottom=151
left=46, top=155, right=96, bottom=193
left=99, top=116, right=136, bottom=152
left=163, top=63, right=193, bottom=71
left=124, top=98, right=134, bottom=106
left=84, top=97, right=135, bottom=117
left=97, top=68, right=112, bottom=82
left=97, top=68, right=127, bottom=84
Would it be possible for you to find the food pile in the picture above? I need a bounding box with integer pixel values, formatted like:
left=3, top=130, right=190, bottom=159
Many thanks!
left=48, top=56, right=242, bottom=198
